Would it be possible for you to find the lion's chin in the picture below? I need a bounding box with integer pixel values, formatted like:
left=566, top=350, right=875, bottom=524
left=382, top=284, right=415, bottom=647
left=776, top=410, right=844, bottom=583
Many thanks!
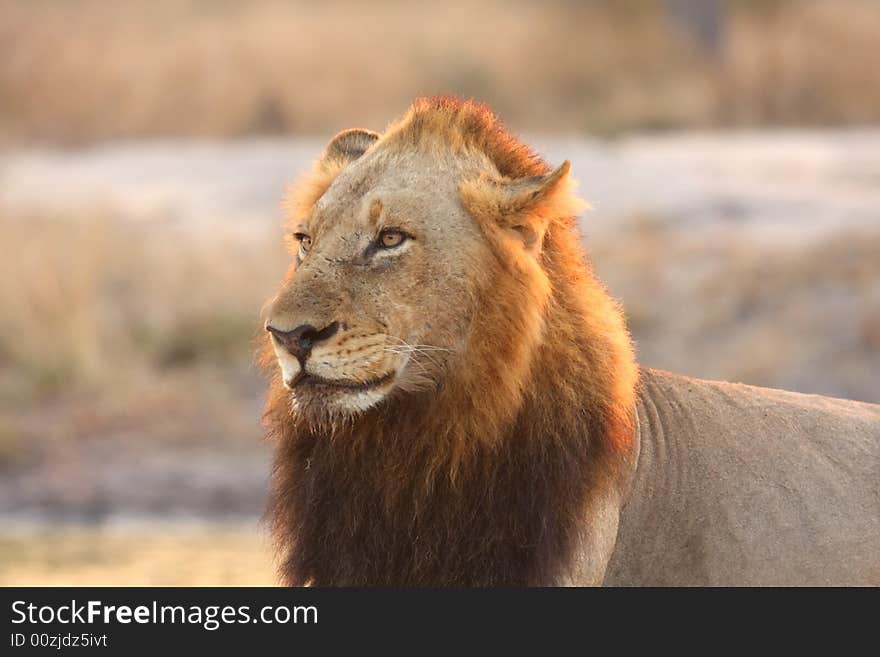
left=289, top=371, right=397, bottom=416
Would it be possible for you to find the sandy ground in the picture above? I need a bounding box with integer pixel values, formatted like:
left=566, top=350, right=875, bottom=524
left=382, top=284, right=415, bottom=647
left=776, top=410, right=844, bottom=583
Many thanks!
left=0, top=520, right=274, bottom=586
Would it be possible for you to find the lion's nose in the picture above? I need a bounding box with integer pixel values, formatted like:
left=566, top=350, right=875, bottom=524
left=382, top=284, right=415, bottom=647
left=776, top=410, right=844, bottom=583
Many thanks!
left=266, top=321, right=340, bottom=365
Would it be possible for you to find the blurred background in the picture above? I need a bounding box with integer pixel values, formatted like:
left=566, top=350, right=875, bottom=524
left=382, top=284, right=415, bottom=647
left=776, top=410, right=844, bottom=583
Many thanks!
left=1, top=0, right=879, bottom=585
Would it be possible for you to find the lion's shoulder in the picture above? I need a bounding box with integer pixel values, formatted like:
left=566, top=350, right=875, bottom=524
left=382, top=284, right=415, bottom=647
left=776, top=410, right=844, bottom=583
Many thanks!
left=611, top=367, right=880, bottom=585
left=635, top=365, right=880, bottom=484
left=638, top=366, right=880, bottom=424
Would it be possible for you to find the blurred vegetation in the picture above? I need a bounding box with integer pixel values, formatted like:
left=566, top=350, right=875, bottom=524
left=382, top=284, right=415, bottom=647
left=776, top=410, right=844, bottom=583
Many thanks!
left=1, top=0, right=879, bottom=145
left=0, top=212, right=285, bottom=403
left=0, top=211, right=284, bottom=475
left=592, top=218, right=880, bottom=401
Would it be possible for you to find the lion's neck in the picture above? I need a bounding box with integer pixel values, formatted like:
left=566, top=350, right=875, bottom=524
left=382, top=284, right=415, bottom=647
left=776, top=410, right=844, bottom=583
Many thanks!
left=268, top=238, right=638, bottom=586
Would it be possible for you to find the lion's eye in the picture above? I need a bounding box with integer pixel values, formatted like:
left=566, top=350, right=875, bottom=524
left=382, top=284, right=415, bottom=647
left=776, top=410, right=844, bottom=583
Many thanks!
left=378, top=229, right=407, bottom=249
left=294, top=233, right=312, bottom=257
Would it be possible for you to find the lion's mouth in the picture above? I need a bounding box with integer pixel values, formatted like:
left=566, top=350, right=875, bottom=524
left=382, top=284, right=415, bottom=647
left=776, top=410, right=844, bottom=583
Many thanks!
left=292, top=371, right=395, bottom=393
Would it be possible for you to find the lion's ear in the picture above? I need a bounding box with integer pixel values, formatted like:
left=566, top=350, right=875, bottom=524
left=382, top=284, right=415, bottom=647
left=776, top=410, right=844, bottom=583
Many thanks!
left=284, top=128, right=380, bottom=221
left=320, top=128, right=380, bottom=170
left=461, top=161, right=580, bottom=255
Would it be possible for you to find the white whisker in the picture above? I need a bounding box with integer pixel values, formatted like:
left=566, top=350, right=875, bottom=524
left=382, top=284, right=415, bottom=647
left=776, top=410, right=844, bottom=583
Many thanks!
left=384, top=337, right=452, bottom=370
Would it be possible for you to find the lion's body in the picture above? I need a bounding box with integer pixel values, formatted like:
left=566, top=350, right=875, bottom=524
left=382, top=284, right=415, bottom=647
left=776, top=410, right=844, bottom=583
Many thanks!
left=605, top=369, right=880, bottom=586
left=263, top=97, right=880, bottom=586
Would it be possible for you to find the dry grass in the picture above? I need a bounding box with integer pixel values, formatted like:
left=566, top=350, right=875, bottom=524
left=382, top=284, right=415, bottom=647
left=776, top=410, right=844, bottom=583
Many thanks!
left=0, top=522, right=275, bottom=585
left=592, top=217, right=880, bottom=401
left=0, top=209, right=285, bottom=483
left=0, top=210, right=286, bottom=405
left=1, top=0, right=879, bottom=144
left=722, top=1, right=880, bottom=124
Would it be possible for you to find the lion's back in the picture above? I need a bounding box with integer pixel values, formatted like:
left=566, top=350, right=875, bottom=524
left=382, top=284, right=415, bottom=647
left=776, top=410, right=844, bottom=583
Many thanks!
left=605, top=369, right=880, bottom=586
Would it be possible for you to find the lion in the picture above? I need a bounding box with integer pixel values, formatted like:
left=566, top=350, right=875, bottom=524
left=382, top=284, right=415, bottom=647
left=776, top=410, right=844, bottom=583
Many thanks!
left=262, top=96, right=880, bottom=586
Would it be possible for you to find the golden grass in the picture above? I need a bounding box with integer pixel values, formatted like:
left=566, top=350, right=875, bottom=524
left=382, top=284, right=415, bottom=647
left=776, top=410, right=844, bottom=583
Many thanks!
left=592, top=217, right=880, bottom=401
left=0, top=210, right=286, bottom=404
left=722, top=0, right=880, bottom=124
left=0, top=523, right=275, bottom=586
left=1, top=0, right=878, bottom=144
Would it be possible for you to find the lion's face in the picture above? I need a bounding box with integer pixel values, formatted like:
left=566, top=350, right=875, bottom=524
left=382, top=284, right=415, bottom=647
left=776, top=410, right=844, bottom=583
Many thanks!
left=265, top=119, right=572, bottom=417
left=266, top=142, right=489, bottom=415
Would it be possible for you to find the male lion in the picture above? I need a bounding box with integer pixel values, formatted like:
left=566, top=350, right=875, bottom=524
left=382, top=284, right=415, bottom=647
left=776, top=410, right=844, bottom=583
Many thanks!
left=262, top=97, right=880, bottom=586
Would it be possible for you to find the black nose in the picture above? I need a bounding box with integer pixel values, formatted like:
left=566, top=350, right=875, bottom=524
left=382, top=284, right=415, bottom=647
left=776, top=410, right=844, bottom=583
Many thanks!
left=266, top=321, right=340, bottom=365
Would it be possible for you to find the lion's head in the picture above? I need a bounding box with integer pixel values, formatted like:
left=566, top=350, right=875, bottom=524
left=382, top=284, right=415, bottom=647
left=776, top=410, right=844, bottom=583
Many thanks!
left=264, top=97, right=639, bottom=586
left=264, top=97, right=587, bottom=421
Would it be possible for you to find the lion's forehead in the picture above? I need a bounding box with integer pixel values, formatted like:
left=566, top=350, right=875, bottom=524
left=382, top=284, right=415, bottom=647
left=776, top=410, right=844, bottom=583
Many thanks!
left=313, top=154, right=475, bottom=236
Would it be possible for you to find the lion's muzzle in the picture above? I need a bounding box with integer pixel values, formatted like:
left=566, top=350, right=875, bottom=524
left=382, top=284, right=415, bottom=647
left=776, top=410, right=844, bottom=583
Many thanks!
left=266, top=322, right=339, bottom=366
left=265, top=317, right=403, bottom=412
left=266, top=320, right=341, bottom=388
